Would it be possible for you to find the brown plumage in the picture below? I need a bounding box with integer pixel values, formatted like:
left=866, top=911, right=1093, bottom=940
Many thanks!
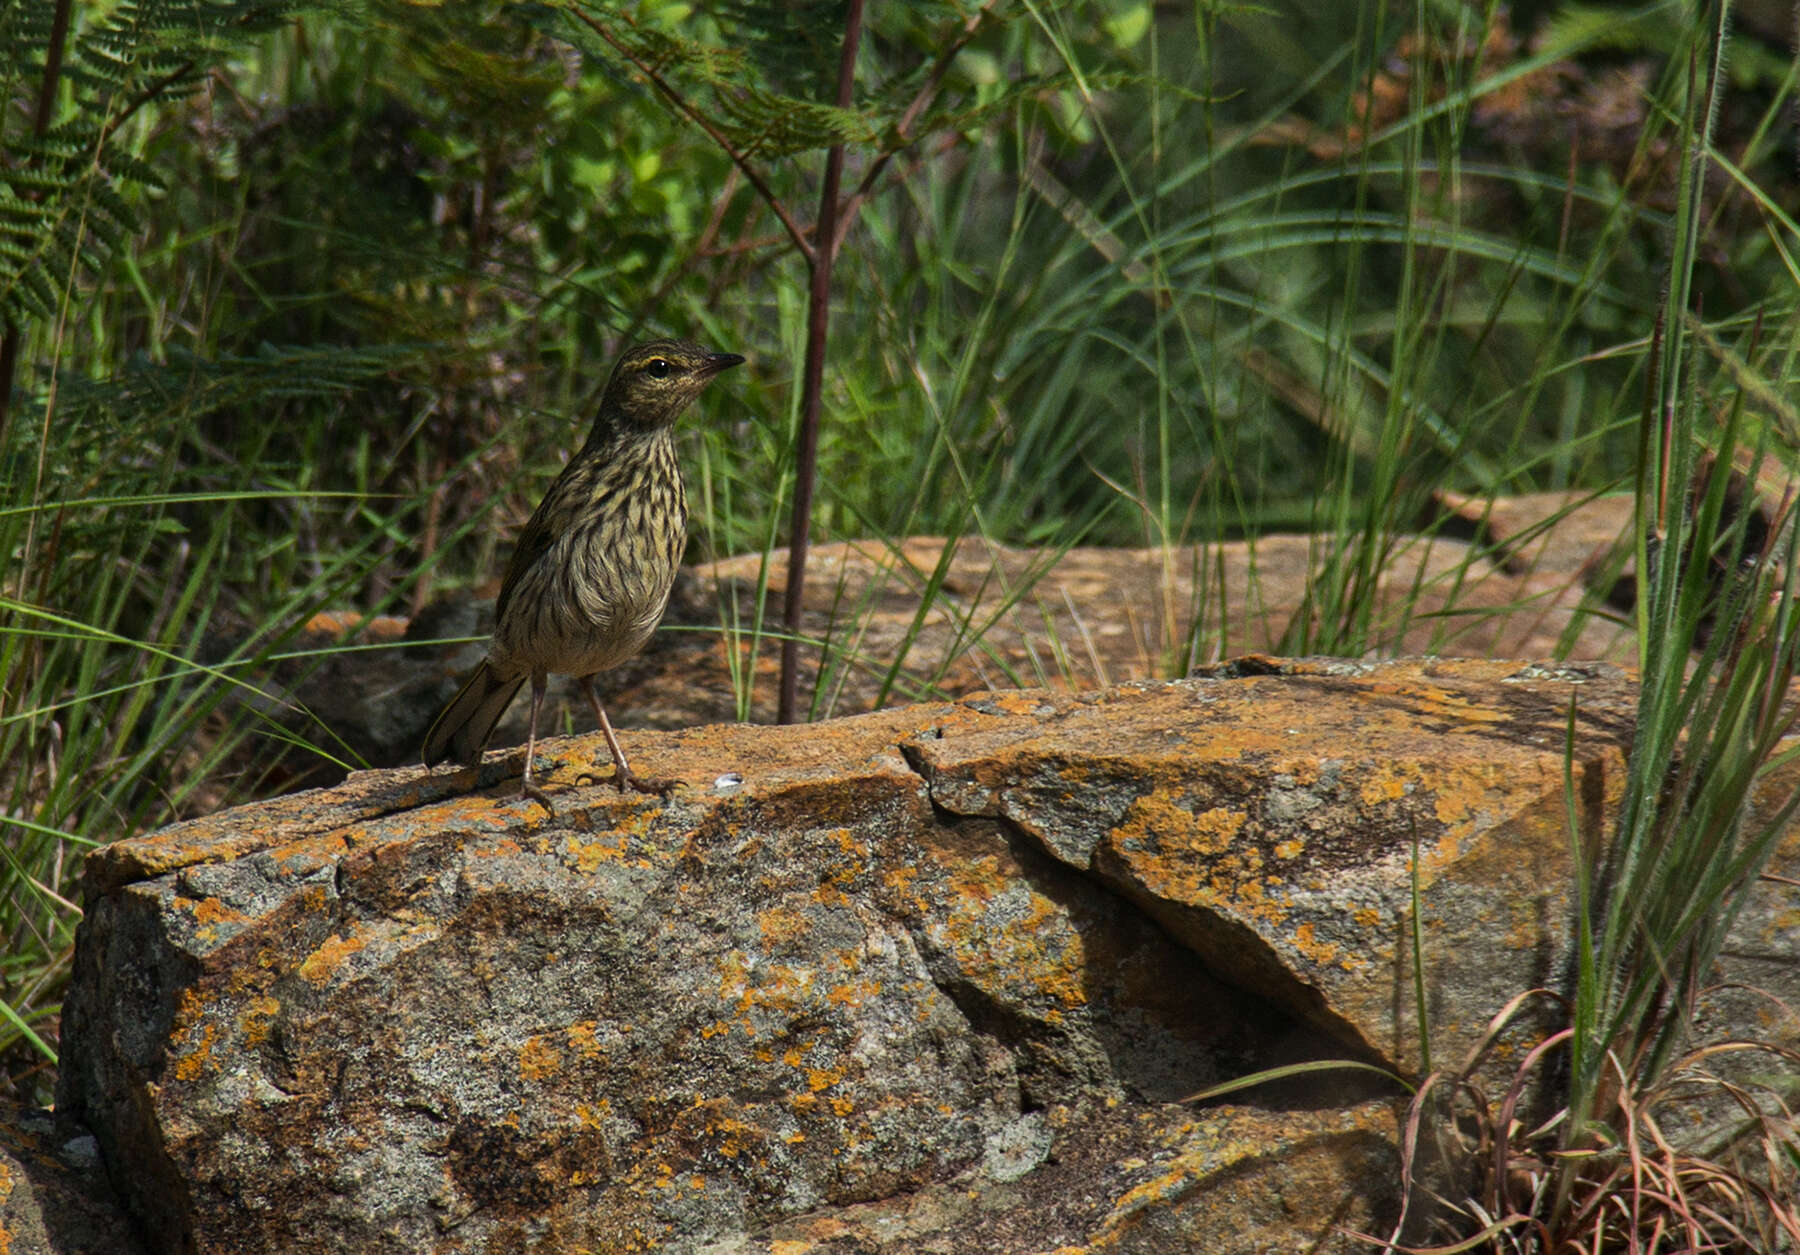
left=421, top=338, right=744, bottom=806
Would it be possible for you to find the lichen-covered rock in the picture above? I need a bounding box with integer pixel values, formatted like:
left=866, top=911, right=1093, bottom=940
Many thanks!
left=903, top=657, right=1645, bottom=1064
left=55, top=659, right=1797, bottom=1254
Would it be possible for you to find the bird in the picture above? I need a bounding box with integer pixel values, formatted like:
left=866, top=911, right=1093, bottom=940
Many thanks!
left=421, top=338, right=744, bottom=808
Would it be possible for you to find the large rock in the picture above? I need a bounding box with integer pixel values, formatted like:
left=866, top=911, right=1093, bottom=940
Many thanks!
left=55, top=659, right=1797, bottom=1253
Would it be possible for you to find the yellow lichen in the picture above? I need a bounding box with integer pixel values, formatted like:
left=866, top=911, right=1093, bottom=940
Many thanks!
left=298, top=929, right=367, bottom=985
left=519, top=1035, right=562, bottom=1081
left=239, top=996, right=280, bottom=1047
left=172, top=1023, right=217, bottom=1082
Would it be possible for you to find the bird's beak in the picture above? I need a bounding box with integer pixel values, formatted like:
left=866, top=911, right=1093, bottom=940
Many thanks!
left=699, top=352, right=746, bottom=379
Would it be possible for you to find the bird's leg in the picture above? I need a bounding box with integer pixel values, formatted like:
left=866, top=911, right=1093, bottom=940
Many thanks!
left=579, top=675, right=676, bottom=795
left=520, top=671, right=557, bottom=815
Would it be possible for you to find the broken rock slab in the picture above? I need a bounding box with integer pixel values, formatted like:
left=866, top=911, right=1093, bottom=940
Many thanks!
left=56, top=658, right=1795, bottom=1253
left=903, top=656, right=1648, bottom=1064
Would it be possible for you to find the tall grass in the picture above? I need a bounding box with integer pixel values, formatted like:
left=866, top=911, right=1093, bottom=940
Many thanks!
left=1344, top=8, right=1800, bottom=1248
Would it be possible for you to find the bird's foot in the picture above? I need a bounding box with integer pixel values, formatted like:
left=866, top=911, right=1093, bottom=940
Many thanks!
left=566, top=755, right=676, bottom=798
left=517, top=750, right=558, bottom=816
left=520, top=777, right=558, bottom=818
left=615, top=766, right=679, bottom=796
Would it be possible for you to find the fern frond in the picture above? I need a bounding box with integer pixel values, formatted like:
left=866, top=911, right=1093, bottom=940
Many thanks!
left=714, top=86, right=873, bottom=158
left=715, top=0, right=846, bottom=98
left=0, top=0, right=320, bottom=330
left=36, top=343, right=430, bottom=427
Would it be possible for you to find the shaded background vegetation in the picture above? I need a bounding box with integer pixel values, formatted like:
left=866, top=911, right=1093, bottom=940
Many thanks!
left=4, top=0, right=1798, bottom=1197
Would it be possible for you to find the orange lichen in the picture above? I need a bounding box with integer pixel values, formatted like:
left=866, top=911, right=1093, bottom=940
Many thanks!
left=1286, top=920, right=1358, bottom=972
left=882, top=865, right=918, bottom=891
left=706, top=1111, right=760, bottom=1160
left=826, top=979, right=880, bottom=1007
left=172, top=1023, right=218, bottom=1082
left=570, top=832, right=629, bottom=873
left=519, top=1035, right=562, bottom=1081
left=168, top=987, right=221, bottom=1079
left=298, top=929, right=367, bottom=985
left=1108, top=790, right=1312, bottom=926
left=239, top=996, right=280, bottom=1047
left=1115, top=793, right=1247, bottom=859
left=188, top=897, right=247, bottom=926
left=806, top=1065, right=845, bottom=1093
left=1358, top=766, right=1410, bottom=807
left=757, top=905, right=811, bottom=948
left=469, top=837, right=522, bottom=858
left=931, top=855, right=1094, bottom=1010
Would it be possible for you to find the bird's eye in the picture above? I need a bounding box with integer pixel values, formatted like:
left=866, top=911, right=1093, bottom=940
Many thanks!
left=645, top=359, right=672, bottom=379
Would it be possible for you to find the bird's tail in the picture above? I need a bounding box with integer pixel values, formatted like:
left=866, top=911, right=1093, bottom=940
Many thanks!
left=421, top=661, right=525, bottom=768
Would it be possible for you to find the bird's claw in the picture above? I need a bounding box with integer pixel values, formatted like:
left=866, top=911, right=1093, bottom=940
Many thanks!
left=616, top=768, right=678, bottom=796
left=521, top=777, right=558, bottom=818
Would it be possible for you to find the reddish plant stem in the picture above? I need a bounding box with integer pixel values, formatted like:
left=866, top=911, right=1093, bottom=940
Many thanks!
left=777, top=0, right=864, bottom=725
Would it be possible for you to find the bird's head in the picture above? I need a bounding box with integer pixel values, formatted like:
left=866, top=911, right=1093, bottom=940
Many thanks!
left=599, top=339, right=745, bottom=431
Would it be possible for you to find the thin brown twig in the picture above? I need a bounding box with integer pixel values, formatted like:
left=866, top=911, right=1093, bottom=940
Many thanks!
left=630, top=165, right=743, bottom=345
left=705, top=230, right=790, bottom=259
left=839, top=128, right=963, bottom=239
left=564, top=6, right=816, bottom=265
left=832, top=0, right=999, bottom=254
left=98, top=57, right=200, bottom=149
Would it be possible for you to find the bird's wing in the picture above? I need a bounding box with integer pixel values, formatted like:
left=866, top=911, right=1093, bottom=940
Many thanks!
left=494, top=497, right=561, bottom=624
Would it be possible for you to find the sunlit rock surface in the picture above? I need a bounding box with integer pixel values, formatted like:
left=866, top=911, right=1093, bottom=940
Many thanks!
left=55, top=657, right=1798, bottom=1254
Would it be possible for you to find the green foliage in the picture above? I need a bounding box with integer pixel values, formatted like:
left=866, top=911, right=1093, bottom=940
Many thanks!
left=0, top=0, right=298, bottom=327
left=2, top=21, right=1799, bottom=1247
left=542, top=2, right=874, bottom=160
